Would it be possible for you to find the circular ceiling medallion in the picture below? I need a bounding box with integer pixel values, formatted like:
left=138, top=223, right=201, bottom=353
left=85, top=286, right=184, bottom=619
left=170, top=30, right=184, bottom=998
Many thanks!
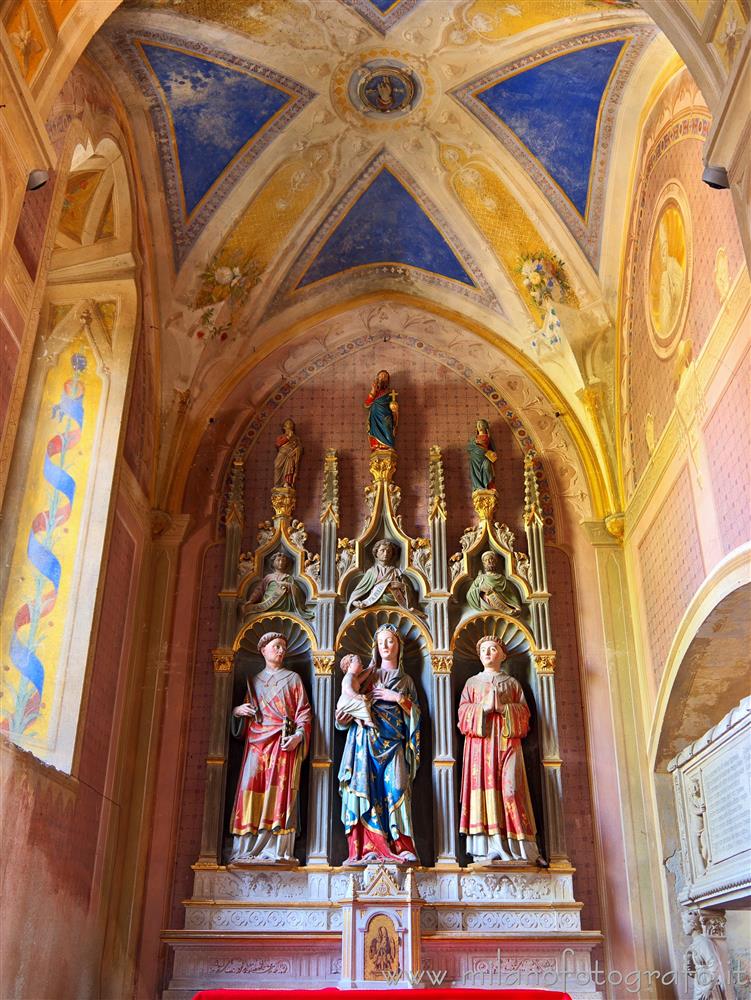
left=348, top=60, right=422, bottom=119
left=645, top=181, right=692, bottom=359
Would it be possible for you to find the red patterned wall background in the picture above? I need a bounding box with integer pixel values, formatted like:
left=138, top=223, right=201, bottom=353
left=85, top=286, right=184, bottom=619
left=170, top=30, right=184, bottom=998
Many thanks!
left=123, top=319, right=156, bottom=499
left=241, top=341, right=528, bottom=558
left=169, top=543, right=223, bottom=928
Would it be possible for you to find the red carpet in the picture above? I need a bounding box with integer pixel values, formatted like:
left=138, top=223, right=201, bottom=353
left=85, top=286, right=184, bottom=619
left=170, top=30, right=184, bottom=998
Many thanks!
left=193, top=991, right=572, bottom=999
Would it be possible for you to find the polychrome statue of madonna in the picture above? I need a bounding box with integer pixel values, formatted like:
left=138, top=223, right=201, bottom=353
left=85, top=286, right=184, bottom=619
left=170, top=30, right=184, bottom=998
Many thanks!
left=229, top=632, right=312, bottom=864
left=459, top=635, right=541, bottom=865
left=336, top=624, right=421, bottom=864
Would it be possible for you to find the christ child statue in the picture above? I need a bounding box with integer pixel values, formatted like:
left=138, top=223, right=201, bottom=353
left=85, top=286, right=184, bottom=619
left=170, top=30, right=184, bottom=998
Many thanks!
left=336, top=654, right=375, bottom=728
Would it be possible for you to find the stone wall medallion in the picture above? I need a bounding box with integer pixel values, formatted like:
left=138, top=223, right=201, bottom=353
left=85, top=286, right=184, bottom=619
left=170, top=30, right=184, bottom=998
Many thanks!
left=349, top=60, right=421, bottom=118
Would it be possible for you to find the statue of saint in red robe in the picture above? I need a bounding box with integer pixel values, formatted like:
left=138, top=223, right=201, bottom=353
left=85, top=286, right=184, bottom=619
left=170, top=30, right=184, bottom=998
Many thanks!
left=229, top=632, right=311, bottom=864
left=459, top=635, right=540, bottom=864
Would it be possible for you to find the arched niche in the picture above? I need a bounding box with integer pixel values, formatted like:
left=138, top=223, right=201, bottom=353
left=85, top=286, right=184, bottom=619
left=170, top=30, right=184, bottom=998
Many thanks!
left=225, top=614, right=316, bottom=865
left=450, top=614, right=545, bottom=866
left=652, top=583, right=751, bottom=982
left=334, top=609, right=434, bottom=867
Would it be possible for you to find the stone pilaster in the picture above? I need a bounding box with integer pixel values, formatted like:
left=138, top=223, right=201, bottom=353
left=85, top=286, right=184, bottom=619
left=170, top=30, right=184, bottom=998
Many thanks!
left=431, top=653, right=458, bottom=867
left=533, top=652, right=567, bottom=864
left=307, top=654, right=336, bottom=866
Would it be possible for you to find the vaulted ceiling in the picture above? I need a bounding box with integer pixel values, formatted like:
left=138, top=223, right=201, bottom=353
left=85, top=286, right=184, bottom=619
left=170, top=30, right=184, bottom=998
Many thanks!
left=83, top=0, right=679, bottom=501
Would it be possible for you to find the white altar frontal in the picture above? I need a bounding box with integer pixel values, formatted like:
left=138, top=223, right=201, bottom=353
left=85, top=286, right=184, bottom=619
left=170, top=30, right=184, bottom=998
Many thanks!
left=163, top=443, right=603, bottom=996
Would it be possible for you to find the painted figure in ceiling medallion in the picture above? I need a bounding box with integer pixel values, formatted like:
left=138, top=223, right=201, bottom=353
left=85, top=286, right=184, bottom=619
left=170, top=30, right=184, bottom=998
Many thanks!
left=229, top=632, right=312, bottom=864
left=337, top=624, right=421, bottom=864
left=242, top=550, right=314, bottom=620
left=459, top=635, right=540, bottom=865
left=347, top=539, right=420, bottom=614
left=365, top=370, right=398, bottom=450
left=348, top=61, right=421, bottom=120
left=467, top=550, right=522, bottom=615
left=273, top=418, right=303, bottom=488
left=468, top=419, right=497, bottom=491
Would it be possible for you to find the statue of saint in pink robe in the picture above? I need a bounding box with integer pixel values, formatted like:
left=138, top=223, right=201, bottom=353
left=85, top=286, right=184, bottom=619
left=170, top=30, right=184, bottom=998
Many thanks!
left=458, top=669, right=540, bottom=863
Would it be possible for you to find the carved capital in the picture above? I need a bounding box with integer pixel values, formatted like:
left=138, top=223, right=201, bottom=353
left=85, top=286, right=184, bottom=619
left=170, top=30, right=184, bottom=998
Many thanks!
left=534, top=652, right=556, bottom=675
left=150, top=509, right=171, bottom=538
left=431, top=654, right=453, bottom=675
left=271, top=486, right=296, bottom=519
left=605, top=513, right=625, bottom=542
left=700, top=911, right=726, bottom=938
left=369, top=447, right=397, bottom=483
left=212, top=648, right=235, bottom=673
left=314, top=654, right=335, bottom=676
left=472, top=488, right=497, bottom=522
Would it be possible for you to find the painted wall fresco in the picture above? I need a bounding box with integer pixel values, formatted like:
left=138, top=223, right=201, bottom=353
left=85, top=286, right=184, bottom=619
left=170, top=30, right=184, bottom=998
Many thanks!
left=0, top=505, right=138, bottom=1000
left=470, top=39, right=626, bottom=217
left=623, top=77, right=747, bottom=489
left=0, top=336, right=103, bottom=750
left=4, top=2, right=46, bottom=80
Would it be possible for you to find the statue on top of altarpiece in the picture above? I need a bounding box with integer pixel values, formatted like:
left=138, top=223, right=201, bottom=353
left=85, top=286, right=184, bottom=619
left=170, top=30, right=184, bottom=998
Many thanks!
left=273, top=418, right=303, bottom=488
left=467, top=550, right=522, bottom=616
left=347, top=539, right=421, bottom=615
left=229, top=632, right=311, bottom=864
left=467, top=419, right=497, bottom=492
left=365, top=370, right=398, bottom=450
left=458, top=634, right=541, bottom=865
left=243, top=551, right=314, bottom=620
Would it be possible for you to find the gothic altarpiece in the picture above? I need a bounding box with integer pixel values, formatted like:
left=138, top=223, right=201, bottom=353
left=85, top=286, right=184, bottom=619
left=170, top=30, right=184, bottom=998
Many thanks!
left=164, top=389, right=602, bottom=996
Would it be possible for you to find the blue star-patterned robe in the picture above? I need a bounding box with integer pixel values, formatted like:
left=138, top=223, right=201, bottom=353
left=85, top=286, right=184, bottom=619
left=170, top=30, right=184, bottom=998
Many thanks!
left=338, top=666, right=420, bottom=843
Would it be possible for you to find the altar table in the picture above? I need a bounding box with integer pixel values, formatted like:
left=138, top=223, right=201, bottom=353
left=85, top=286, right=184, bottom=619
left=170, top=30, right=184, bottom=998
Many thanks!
left=192, top=990, right=573, bottom=999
